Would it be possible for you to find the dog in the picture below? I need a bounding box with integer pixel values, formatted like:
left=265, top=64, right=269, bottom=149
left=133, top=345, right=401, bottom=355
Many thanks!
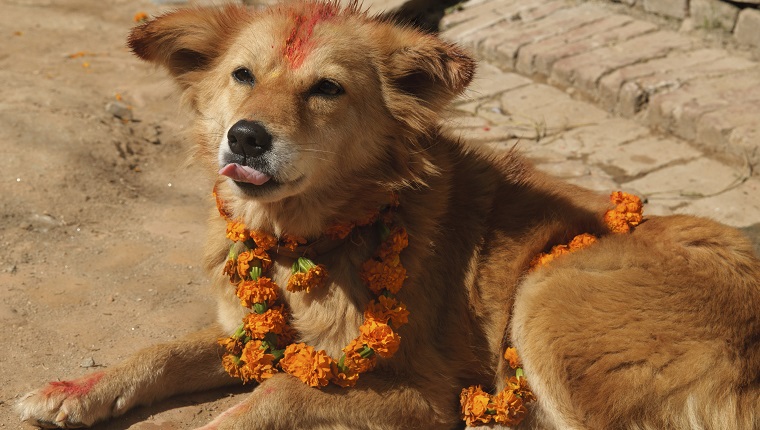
left=16, top=1, right=760, bottom=429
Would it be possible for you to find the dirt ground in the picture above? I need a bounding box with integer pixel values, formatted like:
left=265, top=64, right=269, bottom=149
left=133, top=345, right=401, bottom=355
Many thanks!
left=1, top=0, right=255, bottom=428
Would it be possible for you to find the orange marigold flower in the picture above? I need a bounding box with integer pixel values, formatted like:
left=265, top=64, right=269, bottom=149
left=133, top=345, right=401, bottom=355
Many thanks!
left=378, top=226, right=409, bottom=259
left=236, top=251, right=255, bottom=280
left=226, top=221, right=249, bottom=242
left=360, top=259, right=406, bottom=295
left=359, top=318, right=401, bottom=358
left=133, top=11, right=149, bottom=22
left=238, top=340, right=277, bottom=384
left=325, top=222, right=354, bottom=240
left=287, top=264, right=328, bottom=293
left=250, top=247, right=272, bottom=270
left=364, top=296, right=409, bottom=328
left=243, top=306, right=287, bottom=339
left=491, top=389, right=528, bottom=426
left=281, top=234, right=307, bottom=251
left=529, top=233, right=597, bottom=270
left=604, top=191, right=643, bottom=233
left=250, top=230, right=278, bottom=250
left=236, top=277, right=278, bottom=308
left=460, top=385, right=493, bottom=427
left=505, top=376, right=537, bottom=403
left=280, top=343, right=334, bottom=388
left=342, top=338, right=376, bottom=373
left=221, top=353, right=242, bottom=379
left=218, top=336, right=244, bottom=356
left=503, top=347, right=521, bottom=369
left=330, top=362, right=359, bottom=388
left=222, top=258, right=240, bottom=284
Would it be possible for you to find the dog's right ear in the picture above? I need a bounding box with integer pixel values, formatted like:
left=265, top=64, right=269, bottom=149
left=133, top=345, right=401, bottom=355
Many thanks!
left=128, top=6, right=251, bottom=87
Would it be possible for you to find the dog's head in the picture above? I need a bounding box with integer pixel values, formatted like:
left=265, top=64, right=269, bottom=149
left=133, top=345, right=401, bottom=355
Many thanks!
left=129, top=1, right=474, bottom=210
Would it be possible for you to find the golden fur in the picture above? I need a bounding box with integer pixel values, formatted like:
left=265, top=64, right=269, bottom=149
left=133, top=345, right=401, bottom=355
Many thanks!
left=17, top=2, right=760, bottom=429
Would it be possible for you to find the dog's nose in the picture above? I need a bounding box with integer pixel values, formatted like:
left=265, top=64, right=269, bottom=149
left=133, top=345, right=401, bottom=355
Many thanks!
left=227, top=120, right=273, bottom=158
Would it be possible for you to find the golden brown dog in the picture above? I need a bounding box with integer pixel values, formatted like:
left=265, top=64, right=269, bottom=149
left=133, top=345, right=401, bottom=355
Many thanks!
left=16, top=1, right=760, bottom=429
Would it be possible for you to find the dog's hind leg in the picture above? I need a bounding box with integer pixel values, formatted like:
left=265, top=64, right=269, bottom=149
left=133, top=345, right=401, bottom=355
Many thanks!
left=16, top=324, right=236, bottom=428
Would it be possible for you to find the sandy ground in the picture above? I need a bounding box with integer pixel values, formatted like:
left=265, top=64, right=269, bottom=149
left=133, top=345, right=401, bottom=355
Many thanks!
left=1, top=0, right=253, bottom=428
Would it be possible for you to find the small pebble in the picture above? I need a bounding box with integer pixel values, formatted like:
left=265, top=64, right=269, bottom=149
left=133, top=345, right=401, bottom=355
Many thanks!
left=80, top=357, right=96, bottom=368
left=106, top=101, right=133, bottom=121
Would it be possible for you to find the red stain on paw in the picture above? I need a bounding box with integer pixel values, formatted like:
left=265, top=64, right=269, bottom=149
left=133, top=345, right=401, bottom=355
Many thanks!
left=283, top=3, right=337, bottom=69
left=43, top=371, right=105, bottom=397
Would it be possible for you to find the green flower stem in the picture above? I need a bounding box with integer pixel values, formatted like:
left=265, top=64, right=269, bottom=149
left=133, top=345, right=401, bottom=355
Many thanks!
left=253, top=302, right=268, bottom=314
left=232, top=324, right=245, bottom=339
left=227, top=245, right=238, bottom=260
left=515, top=368, right=524, bottom=378
left=377, top=222, right=391, bottom=241
left=250, top=266, right=262, bottom=281
left=358, top=345, right=375, bottom=359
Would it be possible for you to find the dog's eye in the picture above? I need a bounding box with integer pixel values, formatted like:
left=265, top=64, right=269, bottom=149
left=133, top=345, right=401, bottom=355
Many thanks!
left=232, top=68, right=255, bottom=86
left=312, top=79, right=343, bottom=96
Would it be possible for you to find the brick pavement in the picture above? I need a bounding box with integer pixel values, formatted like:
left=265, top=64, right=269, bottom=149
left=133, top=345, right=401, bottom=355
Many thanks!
left=430, top=0, right=760, bottom=235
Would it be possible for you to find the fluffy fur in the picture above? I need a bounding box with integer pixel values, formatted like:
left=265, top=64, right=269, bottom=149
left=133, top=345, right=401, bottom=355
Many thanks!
left=17, top=2, right=760, bottom=429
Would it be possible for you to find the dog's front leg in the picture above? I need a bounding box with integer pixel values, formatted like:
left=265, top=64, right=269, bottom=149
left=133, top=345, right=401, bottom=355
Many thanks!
left=195, top=372, right=458, bottom=430
left=17, top=325, right=236, bottom=428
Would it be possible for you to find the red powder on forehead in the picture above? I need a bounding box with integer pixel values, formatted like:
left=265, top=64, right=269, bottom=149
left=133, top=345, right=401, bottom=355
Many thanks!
left=283, top=3, right=338, bottom=69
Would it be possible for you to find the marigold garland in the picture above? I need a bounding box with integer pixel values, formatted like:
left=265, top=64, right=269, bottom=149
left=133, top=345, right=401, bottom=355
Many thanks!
left=530, top=191, right=643, bottom=270
left=215, top=189, right=409, bottom=388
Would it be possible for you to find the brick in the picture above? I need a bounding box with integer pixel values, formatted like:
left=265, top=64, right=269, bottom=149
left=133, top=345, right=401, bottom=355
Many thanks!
left=734, top=9, right=760, bottom=52
left=695, top=103, right=760, bottom=152
left=599, top=50, right=755, bottom=116
left=515, top=15, right=633, bottom=75
left=690, top=0, right=739, bottom=32
left=597, top=49, right=727, bottom=113
left=440, top=0, right=517, bottom=32
left=675, top=178, right=760, bottom=228
left=461, top=124, right=525, bottom=143
left=499, top=84, right=609, bottom=132
left=565, top=174, right=621, bottom=193
left=623, top=158, right=743, bottom=200
left=642, top=0, right=687, bottom=19
left=460, top=65, right=532, bottom=102
left=543, top=118, right=650, bottom=157
left=516, top=15, right=636, bottom=76
left=550, top=30, right=692, bottom=98
left=483, top=4, right=607, bottom=70
left=534, top=160, right=609, bottom=179
left=587, top=136, right=701, bottom=177
left=647, top=72, right=760, bottom=143
left=446, top=115, right=492, bottom=129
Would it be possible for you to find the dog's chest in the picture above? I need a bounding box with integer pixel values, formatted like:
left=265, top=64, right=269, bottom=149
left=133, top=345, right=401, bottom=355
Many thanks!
left=271, top=254, right=370, bottom=357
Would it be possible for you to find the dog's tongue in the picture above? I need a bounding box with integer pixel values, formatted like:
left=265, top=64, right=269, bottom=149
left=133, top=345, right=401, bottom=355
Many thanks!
left=218, top=163, right=271, bottom=185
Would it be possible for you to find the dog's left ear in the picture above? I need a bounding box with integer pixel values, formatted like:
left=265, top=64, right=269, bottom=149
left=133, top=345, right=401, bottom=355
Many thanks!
left=128, top=5, right=251, bottom=88
left=380, top=30, right=476, bottom=130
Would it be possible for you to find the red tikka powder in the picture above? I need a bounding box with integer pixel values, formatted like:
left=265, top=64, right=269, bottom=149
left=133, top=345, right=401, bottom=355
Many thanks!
left=283, top=3, right=337, bottom=69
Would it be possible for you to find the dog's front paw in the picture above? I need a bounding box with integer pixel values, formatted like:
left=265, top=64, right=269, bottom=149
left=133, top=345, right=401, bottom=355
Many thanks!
left=16, top=371, right=128, bottom=428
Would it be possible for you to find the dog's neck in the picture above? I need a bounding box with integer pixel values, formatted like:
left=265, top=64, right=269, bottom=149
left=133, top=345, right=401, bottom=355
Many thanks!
left=217, top=179, right=395, bottom=240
